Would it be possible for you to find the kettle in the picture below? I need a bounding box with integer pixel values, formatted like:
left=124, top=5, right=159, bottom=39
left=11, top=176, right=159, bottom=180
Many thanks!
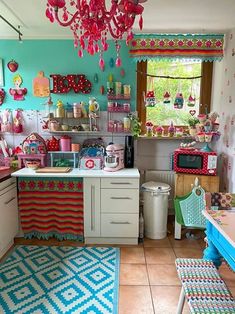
left=46, top=136, right=60, bottom=151
left=48, top=119, right=60, bottom=132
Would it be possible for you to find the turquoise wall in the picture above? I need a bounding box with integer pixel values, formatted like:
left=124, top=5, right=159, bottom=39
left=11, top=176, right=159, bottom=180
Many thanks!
left=0, top=40, right=136, bottom=111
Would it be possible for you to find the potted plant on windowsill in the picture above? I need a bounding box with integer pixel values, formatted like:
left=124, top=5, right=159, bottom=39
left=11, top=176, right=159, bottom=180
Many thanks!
left=188, top=117, right=199, bottom=136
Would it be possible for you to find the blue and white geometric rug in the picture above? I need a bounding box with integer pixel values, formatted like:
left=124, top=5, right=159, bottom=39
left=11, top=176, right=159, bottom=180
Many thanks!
left=0, top=245, right=120, bottom=314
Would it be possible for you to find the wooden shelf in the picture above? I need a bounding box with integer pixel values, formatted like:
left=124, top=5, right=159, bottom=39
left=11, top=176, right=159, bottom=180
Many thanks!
left=138, top=135, right=193, bottom=140
left=107, top=95, right=131, bottom=100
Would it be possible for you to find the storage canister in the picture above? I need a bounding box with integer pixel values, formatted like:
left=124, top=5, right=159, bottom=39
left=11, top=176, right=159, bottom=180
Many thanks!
left=60, top=135, right=71, bottom=151
left=73, top=103, right=82, bottom=118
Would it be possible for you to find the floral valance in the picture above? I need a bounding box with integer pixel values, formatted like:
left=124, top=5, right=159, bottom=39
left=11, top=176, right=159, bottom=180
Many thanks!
left=129, top=34, right=224, bottom=62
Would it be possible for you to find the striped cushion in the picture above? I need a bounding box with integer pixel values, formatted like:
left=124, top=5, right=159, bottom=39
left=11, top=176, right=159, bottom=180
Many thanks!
left=175, top=258, right=235, bottom=313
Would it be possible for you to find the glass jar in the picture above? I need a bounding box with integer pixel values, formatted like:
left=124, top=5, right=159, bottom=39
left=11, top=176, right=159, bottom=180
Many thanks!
left=73, top=103, right=82, bottom=118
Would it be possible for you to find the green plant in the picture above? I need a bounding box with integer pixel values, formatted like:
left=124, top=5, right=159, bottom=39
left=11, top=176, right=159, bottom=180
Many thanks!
left=129, top=114, right=141, bottom=138
left=188, top=117, right=199, bottom=127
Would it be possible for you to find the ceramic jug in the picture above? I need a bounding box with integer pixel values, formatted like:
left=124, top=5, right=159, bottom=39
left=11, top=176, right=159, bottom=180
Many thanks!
left=48, top=120, right=60, bottom=132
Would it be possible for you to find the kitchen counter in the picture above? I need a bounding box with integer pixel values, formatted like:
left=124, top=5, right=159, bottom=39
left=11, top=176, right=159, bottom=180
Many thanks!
left=11, top=167, right=140, bottom=178
left=0, top=168, right=17, bottom=183
left=13, top=167, right=140, bottom=245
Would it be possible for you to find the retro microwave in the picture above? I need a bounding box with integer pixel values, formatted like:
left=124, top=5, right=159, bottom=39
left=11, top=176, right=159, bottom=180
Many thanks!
left=173, top=149, right=217, bottom=175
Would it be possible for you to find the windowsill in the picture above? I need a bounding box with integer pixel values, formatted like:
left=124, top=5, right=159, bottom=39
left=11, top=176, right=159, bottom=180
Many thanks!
left=138, top=135, right=193, bottom=140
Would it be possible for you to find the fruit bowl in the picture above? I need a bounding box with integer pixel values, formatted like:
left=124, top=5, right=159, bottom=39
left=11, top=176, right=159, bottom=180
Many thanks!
left=24, top=160, right=41, bottom=170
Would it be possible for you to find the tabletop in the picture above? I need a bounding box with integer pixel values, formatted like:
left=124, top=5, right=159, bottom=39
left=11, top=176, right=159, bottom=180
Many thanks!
left=202, top=209, right=235, bottom=248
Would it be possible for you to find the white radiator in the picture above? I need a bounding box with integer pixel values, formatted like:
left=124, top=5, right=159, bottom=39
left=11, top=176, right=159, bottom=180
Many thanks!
left=143, top=170, right=175, bottom=210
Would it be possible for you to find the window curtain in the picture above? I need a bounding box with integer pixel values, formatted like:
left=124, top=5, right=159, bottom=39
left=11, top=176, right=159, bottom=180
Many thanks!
left=129, top=34, right=224, bottom=62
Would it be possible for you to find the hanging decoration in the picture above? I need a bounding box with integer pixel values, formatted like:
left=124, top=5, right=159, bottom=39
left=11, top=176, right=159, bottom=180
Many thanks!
left=45, top=0, right=146, bottom=70
left=0, top=88, right=5, bottom=105
left=174, top=92, right=184, bottom=109
left=94, top=73, right=98, bottom=83
left=100, top=85, right=105, bottom=95
left=1, top=109, right=12, bottom=132
left=109, top=58, right=115, bottom=68
left=7, top=60, right=18, bottom=72
left=13, top=109, right=24, bottom=133
left=9, top=74, right=27, bottom=101
left=50, top=74, right=92, bottom=94
left=189, top=110, right=196, bottom=116
left=33, top=71, right=50, bottom=97
left=163, top=91, right=171, bottom=104
left=145, top=91, right=156, bottom=107
left=120, top=68, right=125, bottom=77
left=129, top=34, right=224, bottom=62
left=187, top=94, right=196, bottom=107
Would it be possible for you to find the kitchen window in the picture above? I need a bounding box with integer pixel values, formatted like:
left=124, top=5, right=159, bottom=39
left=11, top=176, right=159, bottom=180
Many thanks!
left=136, top=60, right=213, bottom=133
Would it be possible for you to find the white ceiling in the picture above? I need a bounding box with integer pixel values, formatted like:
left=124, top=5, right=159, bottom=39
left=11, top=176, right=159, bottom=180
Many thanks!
left=0, top=0, right=235, bottom=40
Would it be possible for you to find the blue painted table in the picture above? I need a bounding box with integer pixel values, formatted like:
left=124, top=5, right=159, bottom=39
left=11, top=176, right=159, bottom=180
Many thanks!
left=203, top=209, right=235, bottom=270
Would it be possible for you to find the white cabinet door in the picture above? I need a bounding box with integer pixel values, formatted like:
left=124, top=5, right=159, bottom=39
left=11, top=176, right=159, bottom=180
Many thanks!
left=0, top=185, right=18, bottom=258
left=84, top=178, right=101, bottom=237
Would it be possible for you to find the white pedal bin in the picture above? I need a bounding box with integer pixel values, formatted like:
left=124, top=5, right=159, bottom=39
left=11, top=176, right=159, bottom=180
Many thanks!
left=142, top=181, right=171, bottom=239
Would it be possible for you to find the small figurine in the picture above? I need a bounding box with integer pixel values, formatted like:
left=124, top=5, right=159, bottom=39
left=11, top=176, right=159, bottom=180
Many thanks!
left=155, top=126, right=164, bottom=137
left=168, top=121, right=175, bottom=137
left=145, top=121, right=154, bottom=137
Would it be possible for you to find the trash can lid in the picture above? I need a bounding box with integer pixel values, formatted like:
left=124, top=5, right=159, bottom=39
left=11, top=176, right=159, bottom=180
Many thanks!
left=141, top=181, right=171, bottom=192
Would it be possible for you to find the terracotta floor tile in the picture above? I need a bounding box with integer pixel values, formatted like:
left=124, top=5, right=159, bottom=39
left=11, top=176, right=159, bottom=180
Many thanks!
left=120, top=247, right=145, bottom=264
left=144, top=247, right=176, bottom=264
left=147, top=264, right=180, bottom=286
left=230, top=286, right=235, bottom=297
left=118, top=286, right=154, bottom=314
left=143, top=237, right=171, bottom=248
left=218, top=266, right=235, bottom=287
left=120, top=264, right=149, bottom=285
left=169, top=236, right=202, bottom=249
left=173, top=247, right=203, bottom=259
left=151, top=286, right=190, bottom=314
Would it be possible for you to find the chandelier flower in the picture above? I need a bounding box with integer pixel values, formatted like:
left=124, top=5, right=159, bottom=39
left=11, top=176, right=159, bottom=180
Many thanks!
left=46, top=0, right=146, bottom=70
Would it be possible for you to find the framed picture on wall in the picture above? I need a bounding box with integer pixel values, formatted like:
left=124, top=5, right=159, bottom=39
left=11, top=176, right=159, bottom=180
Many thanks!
left=0, top=59, right=4, bottom=87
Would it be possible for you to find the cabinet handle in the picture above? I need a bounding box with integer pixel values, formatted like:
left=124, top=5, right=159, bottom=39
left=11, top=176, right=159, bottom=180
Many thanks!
left=91, top=185, right=95, bottom=231
left=110, top=182, right=131, bottom=185
left=110, top=221, right=131, bottom=225
left=5, top=196, right=16, bottom=205
left=110, top=197, right=131, bottom=200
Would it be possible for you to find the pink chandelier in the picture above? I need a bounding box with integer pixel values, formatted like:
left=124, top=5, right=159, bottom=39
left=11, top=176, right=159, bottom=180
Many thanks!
left=46, top=0, right=146, bottom=70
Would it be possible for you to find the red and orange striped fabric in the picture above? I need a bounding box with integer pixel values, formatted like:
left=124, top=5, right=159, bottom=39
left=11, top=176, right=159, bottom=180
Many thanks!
left=18, top=178, right=83, bottom=241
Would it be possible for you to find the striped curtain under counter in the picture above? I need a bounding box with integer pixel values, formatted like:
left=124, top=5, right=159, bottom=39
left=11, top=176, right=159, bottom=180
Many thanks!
left=18, top=177, right=83, bottom=241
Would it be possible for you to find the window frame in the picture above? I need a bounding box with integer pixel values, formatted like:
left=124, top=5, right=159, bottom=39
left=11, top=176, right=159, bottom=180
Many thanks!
left=136, top=61, right=213, bottom=133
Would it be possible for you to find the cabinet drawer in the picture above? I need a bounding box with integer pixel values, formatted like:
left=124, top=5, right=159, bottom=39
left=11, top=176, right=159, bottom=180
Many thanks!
left=0, top=186, right=18, bottom=257
left=0, top=177, right=16, bottom=193
left=101, top=213, right=138, bottom=237
left=101, top=189, right=139, bottom=213
left=101, top=178, right=139, bottom=189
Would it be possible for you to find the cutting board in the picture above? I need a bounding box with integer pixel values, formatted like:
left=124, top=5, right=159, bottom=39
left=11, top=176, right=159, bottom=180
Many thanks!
left=35, top=167, right=71, bottom=173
